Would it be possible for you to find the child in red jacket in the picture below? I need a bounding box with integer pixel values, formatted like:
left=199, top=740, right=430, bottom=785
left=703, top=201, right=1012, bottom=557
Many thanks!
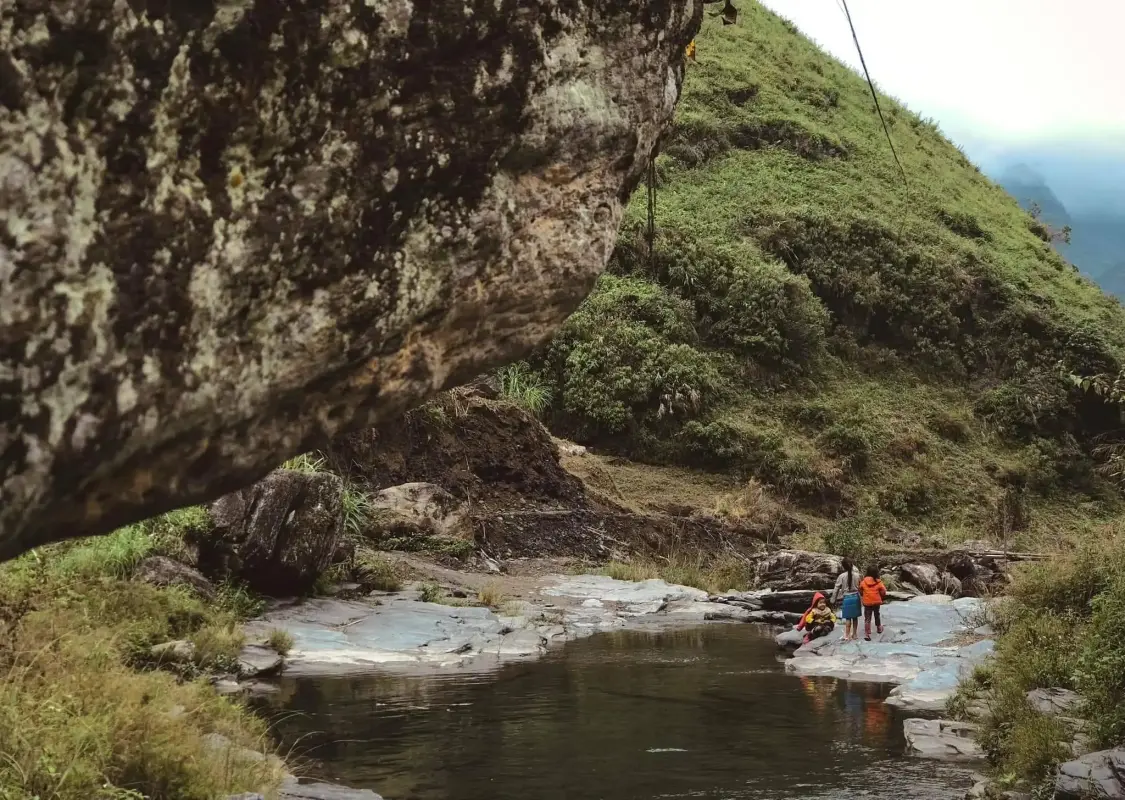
left=859, top=566, right=887, bottom=641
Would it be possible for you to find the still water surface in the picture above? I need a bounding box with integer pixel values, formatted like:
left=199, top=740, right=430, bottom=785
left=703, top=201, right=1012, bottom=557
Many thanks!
left=260, top=624, right=975, bottom=800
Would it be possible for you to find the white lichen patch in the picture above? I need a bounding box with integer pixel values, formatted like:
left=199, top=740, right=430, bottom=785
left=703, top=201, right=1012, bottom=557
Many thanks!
left=202, top=0, right=254, bottom=49
left=222, top=144, right=269, bottom=215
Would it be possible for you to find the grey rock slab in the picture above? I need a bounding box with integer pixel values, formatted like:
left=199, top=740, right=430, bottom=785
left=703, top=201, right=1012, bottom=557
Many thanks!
left=541, top=575, right=710, bottom=609
left=238, top=644, right=284, bottom=678
left=784, top=597, right=993, bottom=709
left=281, top=777, right=383, bottom=800
left=1054, top=747, right=1125, bottom=799
left=1026, top=688, right=1083, bottom=717
left=245, top=596, right=513, bottom=675
left=903, top=718, right=985, bottom=762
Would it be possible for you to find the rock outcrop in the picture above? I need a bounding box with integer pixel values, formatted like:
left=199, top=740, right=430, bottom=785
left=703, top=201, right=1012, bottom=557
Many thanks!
left=0, top=0, right=700, bottom=561
left=195, top=469, right=344, bottom=595
left=133, top=554, right=215, bottom=599
left=1054, top=747, right=1125, bottom=799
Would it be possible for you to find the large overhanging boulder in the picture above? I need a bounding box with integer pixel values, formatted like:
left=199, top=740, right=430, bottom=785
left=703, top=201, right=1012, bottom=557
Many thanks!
left=0, top=0, right=701, bottom=560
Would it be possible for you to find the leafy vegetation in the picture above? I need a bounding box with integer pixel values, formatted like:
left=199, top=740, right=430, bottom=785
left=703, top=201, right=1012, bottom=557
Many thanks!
left=951, top=531, right=1125, bottom=789
left=497, top=362, right=553, bottom=417
left=537, top=2, right=1125, bottom=550
left=0, top=517, right=282, bottom=799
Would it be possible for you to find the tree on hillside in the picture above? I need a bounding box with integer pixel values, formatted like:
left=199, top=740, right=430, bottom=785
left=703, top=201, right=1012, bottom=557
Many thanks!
left=1029, top=202, right=1073, bottom=245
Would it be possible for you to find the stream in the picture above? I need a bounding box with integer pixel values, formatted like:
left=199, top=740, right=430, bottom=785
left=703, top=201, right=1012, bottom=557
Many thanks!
left=257, top=623, right=977, bottom=800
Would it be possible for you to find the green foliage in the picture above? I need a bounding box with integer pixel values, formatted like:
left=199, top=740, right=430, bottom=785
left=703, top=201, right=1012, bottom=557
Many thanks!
left=818, top=422, right=876, bottom=472
left=547, top=275, right=730, bottom=434
left=497, top=362, right=553, bottom=417
left=969, top=533, right=1125, bottom=784
left=821, top=507, right=888, bottom=562
left=352, top=549, right=402, bottom=592
left=0, top=533, right=284, bottom=798
left=535, top=0, right=1125, bottom=544
left=878, top=470, right=941, bottom=518
left=282, top=452, right=326, bottom=473
left=342, top=485, right=373, bottom=536
left=266, top=628, right=294, bottom=656
left=1075, top=573, right=1125, bottom=743
left=418, top=583, right=443, bottom=603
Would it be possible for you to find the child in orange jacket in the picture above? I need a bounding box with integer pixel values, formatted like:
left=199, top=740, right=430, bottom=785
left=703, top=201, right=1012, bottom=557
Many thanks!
left=860, top=566, right=887, bottom=641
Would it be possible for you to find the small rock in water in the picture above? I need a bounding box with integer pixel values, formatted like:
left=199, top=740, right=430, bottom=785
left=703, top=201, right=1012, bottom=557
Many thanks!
left=903, top=718, right=984, bottom=762
left=238, top=644, right=284, bottom=679
left=281, top=775, right=384, bottom=799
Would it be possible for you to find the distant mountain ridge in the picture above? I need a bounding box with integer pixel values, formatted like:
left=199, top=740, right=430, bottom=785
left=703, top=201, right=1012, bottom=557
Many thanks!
left=994, top=162, right=1125, bottom=296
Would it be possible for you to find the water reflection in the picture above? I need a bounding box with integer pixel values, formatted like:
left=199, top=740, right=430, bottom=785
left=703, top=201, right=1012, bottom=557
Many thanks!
left=257, top=624, right=972, bottom=800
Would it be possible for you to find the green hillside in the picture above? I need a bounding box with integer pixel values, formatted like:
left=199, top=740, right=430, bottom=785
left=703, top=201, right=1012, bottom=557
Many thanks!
left=540, top=3, right=1125, bottom=552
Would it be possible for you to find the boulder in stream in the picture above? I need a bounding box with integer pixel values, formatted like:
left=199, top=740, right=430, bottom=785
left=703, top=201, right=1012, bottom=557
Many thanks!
left=903, top=718, right=984, bottom=762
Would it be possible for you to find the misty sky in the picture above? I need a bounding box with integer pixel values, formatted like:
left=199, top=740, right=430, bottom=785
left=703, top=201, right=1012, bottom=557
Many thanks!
left=758, top=0, right=1125, bottom=153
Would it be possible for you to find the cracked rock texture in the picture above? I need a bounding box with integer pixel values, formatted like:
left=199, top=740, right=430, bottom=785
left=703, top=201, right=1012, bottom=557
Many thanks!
left=0, top=0, right=700, bottom=559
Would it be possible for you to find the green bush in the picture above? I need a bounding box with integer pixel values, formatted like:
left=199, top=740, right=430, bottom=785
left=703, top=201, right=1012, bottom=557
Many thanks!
left=973, top=372, right=1076, bottom=443
left=547, top=275, right=730, bottom=434
left=821, top=508, right=887, bottom=562
left=497, top=361, right=553, bottom=416
left=877, top=471, right=941, bottom=517
left=818, top=422, right=875, bottom=472
left=1075, top=573, right=1125, bottom=744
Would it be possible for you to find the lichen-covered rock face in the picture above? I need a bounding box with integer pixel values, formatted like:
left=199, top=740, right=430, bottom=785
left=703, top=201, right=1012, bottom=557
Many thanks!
left=0, top=0, right=701, bottom=559
left=194, top=468, right=344, bottom=596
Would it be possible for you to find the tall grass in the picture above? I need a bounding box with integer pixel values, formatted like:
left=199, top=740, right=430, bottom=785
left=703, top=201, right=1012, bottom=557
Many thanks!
left=0, top=519, right=284, bottom=797
left=601, top=552, right=750, bottom=593
left=497, top=362, right=552, bottom=416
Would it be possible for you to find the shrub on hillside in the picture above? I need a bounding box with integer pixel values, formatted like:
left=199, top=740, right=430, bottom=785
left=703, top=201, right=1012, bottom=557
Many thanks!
left=877, top=470, right=941, bottom=518
left=818, top=422, right=876, bottom=472
left=546, top=275, right=730, bottom=434
left=973, top=371, right=1076, bottom=442
left=1075, top=572, right=1125, bottom=744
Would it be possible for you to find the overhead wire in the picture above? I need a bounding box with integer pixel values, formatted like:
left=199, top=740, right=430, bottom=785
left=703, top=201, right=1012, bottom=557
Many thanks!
left=838, top=0, right=908, bottom=187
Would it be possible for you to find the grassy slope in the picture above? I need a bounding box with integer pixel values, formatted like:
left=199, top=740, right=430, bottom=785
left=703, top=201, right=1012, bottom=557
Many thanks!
left=0, top=511, right=287, bottom=799
left=542, top=3, right=1125, bottom=553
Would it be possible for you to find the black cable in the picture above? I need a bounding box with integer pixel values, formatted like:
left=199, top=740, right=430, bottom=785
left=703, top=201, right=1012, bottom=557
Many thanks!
left=646, top=158, right=657, bottom=272
left=839, top=0, right=907, bottom=186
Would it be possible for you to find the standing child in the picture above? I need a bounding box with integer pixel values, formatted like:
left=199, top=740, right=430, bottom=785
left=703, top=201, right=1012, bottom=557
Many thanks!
left=832, top=557, right=862, bottom=641
left=859, top=566, right=887, bottom=641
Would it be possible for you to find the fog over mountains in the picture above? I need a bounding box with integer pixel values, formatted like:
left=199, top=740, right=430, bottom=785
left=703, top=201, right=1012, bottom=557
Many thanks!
left=970, top=140, right=1125, bottom=297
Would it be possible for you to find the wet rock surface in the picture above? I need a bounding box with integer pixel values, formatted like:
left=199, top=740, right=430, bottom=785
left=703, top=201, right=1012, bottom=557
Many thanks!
left=778, top=595, right=994, bottom=712
left=242, top=574, right=739, bottom=676
left=196, top=470, right=344, bottom=596
left=904, top=718, right=985, bottom=762
left=0, top=0, right=700, bottom=562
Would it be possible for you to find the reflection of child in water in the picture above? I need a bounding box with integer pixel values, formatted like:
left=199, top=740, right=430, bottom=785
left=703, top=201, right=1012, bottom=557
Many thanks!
left=802, top=596, right=836, bottom=643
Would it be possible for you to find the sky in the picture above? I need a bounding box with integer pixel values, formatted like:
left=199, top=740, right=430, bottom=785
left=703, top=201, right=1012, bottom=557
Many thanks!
left=757, top=0, right=1125, bottom=153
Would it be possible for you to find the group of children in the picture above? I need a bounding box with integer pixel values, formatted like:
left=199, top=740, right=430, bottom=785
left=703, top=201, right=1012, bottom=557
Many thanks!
left=797, top=559, right=887, bottom=643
